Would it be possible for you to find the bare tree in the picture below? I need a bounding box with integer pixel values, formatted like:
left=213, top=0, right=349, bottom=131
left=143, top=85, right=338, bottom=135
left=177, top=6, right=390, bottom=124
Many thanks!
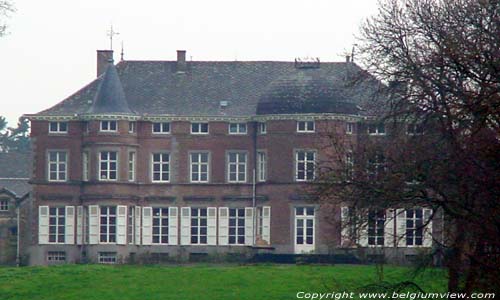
left=0, top=1, right=13, bottom=37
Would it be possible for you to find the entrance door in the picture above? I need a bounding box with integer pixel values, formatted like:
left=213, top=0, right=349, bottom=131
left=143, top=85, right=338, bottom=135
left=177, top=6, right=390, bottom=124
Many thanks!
left=294, top=207, right=315, bottom=253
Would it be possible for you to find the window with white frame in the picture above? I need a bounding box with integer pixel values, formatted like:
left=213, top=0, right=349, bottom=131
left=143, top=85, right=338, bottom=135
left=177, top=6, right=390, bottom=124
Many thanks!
left=257, top=151, right=267, bottom=182
left=49, top=122, right=68, bottom=133
left=128, top=152, right=136, bottom=182
left=229, top=123, right=247, bottom=134
left=227, top=152, right=247, bottom=183
left=297, top=121, right=315, bottom=132
left=127, top=206, right=134, bottom=244
left=152, top=208, right=169, bottom=244
left=152, top=122, right=170, bottom=134
left=100, top=206, right=116, bottom=243
left=0, top=200, right=8, bottom=211
left=128, top=122, right=136, bottom=133
left=190, top=208, right=207, bottom=244
left=368, top=123, right=386, bottom=135
left=49, top=207, right=65, bottom=243
left=367, top=153, right=386, bottom=181
left=406, top=209, right=424, bottom=246
left=100, top=120, right=117, bottom=132
left=346, top=122, right=355, bottom=134
left=190, top=152, right=209, bottom=183
left=82, top=151, right=90, bottom=182
left=152, top=153, right=170, bottom=182
left=48, top=151, right=67, bottom=182
left=407, top=124, right=424, bottom=135
left=259, top=122, right=267, bottom=134
left=99, top=151, right=117, bottom=181
left=296, top=150, right=315, bottom=181
left=295, top=207, right=315, bottom=246
left=368, top=210, right=385, bottom=246
left=191, top=122, right=209, bottom=134
left=98, top=252, right=117, bottom=264
left=346, top=152, right=354, bottom=180
left=47, top=251, right=66, bottom=262
left=228, top=208, right=245, bottom=245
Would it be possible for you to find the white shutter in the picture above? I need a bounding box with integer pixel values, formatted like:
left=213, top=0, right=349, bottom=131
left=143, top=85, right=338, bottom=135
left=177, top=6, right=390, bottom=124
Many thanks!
left=340, top=206, right=349, bottom=247
left=262, top=206, right=271, bottom=244
left=116, top=205, right=127, bottom=245
left=76, top=206, right=83, bottom=245
left=207, top=207, right=217, bottom=245
left=135, top=206, right=141, bottom=245
left=423, top=208, right=433, bottom=247
left=244, top=207, right=254, bottom=246
left=38, top=206, right=49, bottom=244
left=65, top=206, right=75, bottom=244
left=358, top=219, right=368, bottom=248
left=396, top=209, right=407, bottom=247
left=218, top=207, right=229, bottom=245
left=180, top=207, right=191, bottom=245
left=384, top=209, right=395, bottom=247
left=88, top=205, right=99, bottom=244
left=142, top=207, right=152, bottom=245
left=168, top=207, right=178, bottom=245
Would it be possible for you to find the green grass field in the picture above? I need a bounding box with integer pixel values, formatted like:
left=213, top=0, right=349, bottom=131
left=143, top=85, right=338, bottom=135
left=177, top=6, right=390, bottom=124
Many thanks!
left=0, top=264, right=446, bottom=300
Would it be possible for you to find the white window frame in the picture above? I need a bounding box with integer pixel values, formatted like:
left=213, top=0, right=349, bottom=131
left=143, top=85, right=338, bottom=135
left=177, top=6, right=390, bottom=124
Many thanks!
left=99, top=151, right=118, bottom=181
left=297, top=121, right=315, bottom=133
left=368, top=210, right=385, bottom=246
left=128, top=122, right=136, bottom=133
left=47, top=150, right=68, bottom=182
left=191, top=122, right=209, bottom=134
left=48, top=121, right=68, bottom=134
left=190, top=152, right=210, bottom=183
left=190, top=208, right=208, bottom=245
left=128, top=151, right=136, bottom=182
left=227, top=152, right=247, bottom=183
left=98, top=252, right=117, bottom=264
left=368, top=123, right=386, bottom=135
left=152, top=207, right=169, bottom=244
left=257, top=151, right=267, bottom=182
left=47, top=251, right=66, bottom=262
left=0, top=200, right=9, bottom=211
left=152, top=122, right=171, bottom=134
left=228, top=123, right=247, bottom=135
left=99, top=206, right=117, bottom=244
left=406, top=208, right=424, bottom=247
left=294, top=207, right=315, bottom=253
left=346, top=152, right=354, bottom=180
left=100, top=120, right=118, bottom=132
left=48, top=207, right=65, bottom=244
left=152, top=153, right=170, bottom=183
left=258, top=122, right=267, bottom=134
left=295, top=150, right=316, bottom=182
left=346, top=122, right=354, bottom=135
left=82, top=151, right=90, bottom=182
left=228, top=208, right=246, bottom=245
left=127, top=206, right=135, bottom=244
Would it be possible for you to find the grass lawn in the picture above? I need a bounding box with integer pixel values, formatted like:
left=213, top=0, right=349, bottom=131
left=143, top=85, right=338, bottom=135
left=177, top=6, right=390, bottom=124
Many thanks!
left=0, top=264, right=446, bottom=300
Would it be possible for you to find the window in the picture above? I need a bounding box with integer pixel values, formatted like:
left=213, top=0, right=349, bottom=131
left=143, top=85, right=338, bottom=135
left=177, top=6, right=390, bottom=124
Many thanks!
left=100, top=120, right=117, bottom=132
left=296, top=151, right=315, bottom=181
left=346, top=152, right=354, bottom=180
left=407, top=124, right=424, bottom=135
left=47, top=251, right=66, bottom=262
left=152, top=122, right=170, bottom=134
left=49, top=122, right=68, bottom=133
left=98, top=252, right=117, bottom=264
left=82, top=151, right=90, bottom=182
left=128, top=152, right=136, bottom=182
left=346, top=122, right=354, bottom=134
left=191, top=208, right=208, bottom=244
left=368, top=210, right=385, bottom=246
left=368, top=123, right=386, bottom=135
left=367, top=153, right=386, bottom=180
left=406, top=209, right=423, bottom=246
left=49, top=207, right=65, bottom=243
left=99, top=151, right=117, bottom=181
left=259, top=122, right=267, bottom=134
left=127, top=206, right=135, bottom=244
left=257, top=151, right=267, bottom=182
left=190, top=152, right=209, bottom=183
left=191, top=122, right=209, bottom=134
left=227, top=152, right=247, bottom=183
left=128, top=122, right=136, bottom=133
left=100, top=206, right=116, bottom=243
left=228, top=208, right=245, bottom=245
left=297, top=121, right=315, bottom=132
left=48, top=151, right=67, bottom=182
left=152, top=153, right=170, bottom=182
left=83, top=122, right=89, bottom=134
left=152, top=208, right=169, bottom=244
left=0, top=200, right=8, bottom=211
left=295, top=207, right=315, bottom=248
left=229, top=123, right=247, bottom=134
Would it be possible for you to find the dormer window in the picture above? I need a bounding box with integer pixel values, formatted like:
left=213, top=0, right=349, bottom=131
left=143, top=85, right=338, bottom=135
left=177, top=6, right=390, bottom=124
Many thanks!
left=129, top=122, right=136, bottom=133
left=297, top=121, right=315, bottom=133
left=229, top=123, right=247, bottom=135
left=49, top=122, right=68, bottom=133
left=368, top=123, right=385, bottom=135
left=100, top=120, right=117, bottom=132
left=152, top=122, right=170, bottom=134
left=259, top=122, right=267, bottom=134
left=346, top=122, right=355, bottom=135
left=191, top=122, right=209, bottom=134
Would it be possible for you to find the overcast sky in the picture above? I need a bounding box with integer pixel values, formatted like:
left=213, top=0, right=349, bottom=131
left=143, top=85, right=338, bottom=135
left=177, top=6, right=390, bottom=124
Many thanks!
left=0, top=0, right=379, bottom=126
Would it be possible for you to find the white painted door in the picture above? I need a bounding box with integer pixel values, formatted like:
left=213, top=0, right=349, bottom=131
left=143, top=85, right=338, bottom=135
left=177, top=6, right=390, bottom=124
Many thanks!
left=294, top=207, right=315, bottom=253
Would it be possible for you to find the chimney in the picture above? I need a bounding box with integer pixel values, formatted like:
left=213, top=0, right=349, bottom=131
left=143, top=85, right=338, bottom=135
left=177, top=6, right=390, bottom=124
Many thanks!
left=176, top=50, right=187, bottom=73
left=97, top=50, right=114, bottom=77
left=345, top=55, right=351, bottom=63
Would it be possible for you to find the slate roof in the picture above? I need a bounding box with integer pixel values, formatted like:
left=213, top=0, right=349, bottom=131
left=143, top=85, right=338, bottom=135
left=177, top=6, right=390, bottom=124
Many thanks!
left=35, top=60, right=383, bottom=117
left=0, top=152, right=31, bottom=197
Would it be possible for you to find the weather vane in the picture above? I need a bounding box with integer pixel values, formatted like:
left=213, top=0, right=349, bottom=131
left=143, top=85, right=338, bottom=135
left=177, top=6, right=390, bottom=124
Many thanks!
left=107, top=25, right=120, bottom=50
